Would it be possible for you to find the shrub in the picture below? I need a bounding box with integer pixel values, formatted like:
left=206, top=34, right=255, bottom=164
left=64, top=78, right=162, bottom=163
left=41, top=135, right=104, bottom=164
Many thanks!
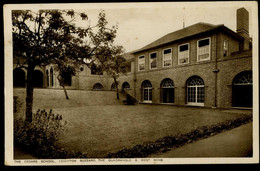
left=14, top=109, right=88, bottom=159
left=106, top=114, right=252, bottom=158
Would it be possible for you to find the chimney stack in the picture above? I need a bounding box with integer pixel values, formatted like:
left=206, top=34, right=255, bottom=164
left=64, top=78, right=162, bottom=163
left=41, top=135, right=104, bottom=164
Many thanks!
left=236, top=7, right=250, bottom=50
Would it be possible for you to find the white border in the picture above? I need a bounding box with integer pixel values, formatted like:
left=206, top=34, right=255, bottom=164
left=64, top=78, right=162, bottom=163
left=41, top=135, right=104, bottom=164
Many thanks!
left=4, top=2, right=259, bottom=165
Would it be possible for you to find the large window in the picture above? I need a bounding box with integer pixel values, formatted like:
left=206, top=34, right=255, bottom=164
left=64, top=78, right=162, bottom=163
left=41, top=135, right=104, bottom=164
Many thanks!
left=149, top=52, right=157, bottom=69
left=178, top=43, right=189, bottom=65
left=141, top=80, right=152, bottom=103
left=197, top=38, right=210, bottom=62
left=163, top=48, right=172, bottom=67
left=138, top=55, right=145, bottom=71
left=187, top=76, right=205, bottom=106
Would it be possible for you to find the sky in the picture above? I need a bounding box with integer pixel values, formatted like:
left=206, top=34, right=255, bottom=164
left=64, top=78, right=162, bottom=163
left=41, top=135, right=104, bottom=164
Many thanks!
left=9, top=2, right=256, bottom=53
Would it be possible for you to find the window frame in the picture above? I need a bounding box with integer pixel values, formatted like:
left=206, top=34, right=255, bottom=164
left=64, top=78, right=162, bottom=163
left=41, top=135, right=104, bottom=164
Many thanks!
left=149, top=51, right=157, bottom=69
left=162, top=48, right=172, bottom=67
left=178, top=43, right=190, bottom=65
left=197, top=37, right=211, bottom=62
left=138, top=55, right=145, bottom=71
left=223, top=40, right=229, bottom=57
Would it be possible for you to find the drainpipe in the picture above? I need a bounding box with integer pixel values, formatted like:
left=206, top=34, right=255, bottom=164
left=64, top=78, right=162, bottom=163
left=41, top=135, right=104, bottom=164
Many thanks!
left=213, top=33, right=220, bottom=108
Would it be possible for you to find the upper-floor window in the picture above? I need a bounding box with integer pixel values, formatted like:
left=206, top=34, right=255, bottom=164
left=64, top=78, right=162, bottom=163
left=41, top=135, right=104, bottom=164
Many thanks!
left=149, top=52, right=157, bottom=69
left=178, top=43, right=189, bottom=65
left=138, top=55, right=145, bottom=71
left=163, top=48, right=172, bottom=67
left=197, top=37, right=211, bottom=62
left=223, top=40, right=228, bottom=57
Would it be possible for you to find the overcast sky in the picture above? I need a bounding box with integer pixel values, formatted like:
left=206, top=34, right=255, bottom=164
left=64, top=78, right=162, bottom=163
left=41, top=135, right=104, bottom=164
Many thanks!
left=9, top=2, right=256, bottom=53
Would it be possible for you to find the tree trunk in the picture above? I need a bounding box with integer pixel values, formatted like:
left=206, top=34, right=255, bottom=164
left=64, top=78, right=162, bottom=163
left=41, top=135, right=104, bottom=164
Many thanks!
left=62, top=85, right=69, bottom=100
left=57, top=76, right=69, bottom=100
left=113, top=77, right=119, bottom=100
left=25, top=66, right=35, bottom=122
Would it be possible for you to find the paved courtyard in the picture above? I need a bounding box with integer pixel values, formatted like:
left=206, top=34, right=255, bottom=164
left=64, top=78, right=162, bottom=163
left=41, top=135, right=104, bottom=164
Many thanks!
left=14, top=89, right=252, bottom=158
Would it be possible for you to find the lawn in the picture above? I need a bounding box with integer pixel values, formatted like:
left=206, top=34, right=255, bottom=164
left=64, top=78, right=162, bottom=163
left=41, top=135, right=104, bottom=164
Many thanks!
left=14, top=88, right=252, bottom=158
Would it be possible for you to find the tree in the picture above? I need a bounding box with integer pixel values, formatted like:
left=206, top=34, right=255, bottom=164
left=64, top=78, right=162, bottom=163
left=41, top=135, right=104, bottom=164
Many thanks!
left=97, top=45, right=127, bottom=100
left=13, top=10, right=120, bottom=122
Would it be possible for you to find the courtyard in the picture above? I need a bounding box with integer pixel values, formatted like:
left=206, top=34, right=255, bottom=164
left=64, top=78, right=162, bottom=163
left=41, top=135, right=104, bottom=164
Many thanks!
left=14, top=88, right=253, bottom=158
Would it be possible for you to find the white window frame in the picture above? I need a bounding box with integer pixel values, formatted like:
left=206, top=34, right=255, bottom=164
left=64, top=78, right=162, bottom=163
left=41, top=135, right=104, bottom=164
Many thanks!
left=162, top=48, right=172, bottom=67
left=149, top=52, right=157, bottom=69
left=197, top=37, right=211, bottom=62
left=138, top=55, right=145, bottom=71
left=223, top=40, right=229, bottom=57
left=143, top=87, right=152, bottom=103
left=178, top=43, right=190, bottom=65
left=187, top=85, right=205, bottom=106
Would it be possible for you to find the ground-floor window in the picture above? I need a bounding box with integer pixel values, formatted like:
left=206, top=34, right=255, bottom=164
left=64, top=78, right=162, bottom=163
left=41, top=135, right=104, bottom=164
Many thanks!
left=232, top=71, right=252, bottom=108
left=111, top=83, right=116, bottom=90
left=93, top=83, right=103, bottom=90
left=142, top=80, right=152, bottom=103
left=50, top=68, right=54, bottom=87
left=186, top=76, right=205, bottom=106
left=122, top=82, right=130, bottom=90
left=161, top=78, right=174, bottom=103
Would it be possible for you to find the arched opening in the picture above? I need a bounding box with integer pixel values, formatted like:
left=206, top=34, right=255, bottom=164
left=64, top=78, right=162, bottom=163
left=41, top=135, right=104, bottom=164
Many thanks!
left=46, top=70, right=49, bottom=87
left=186, top=76, right=205, bottom=106
left=61, top=72, right=72, bottom=86
left=111, top=83, right=116, bottom=90
left=232, top=71, right=252, bottom=108
left=122, top=82, right=130, bottom=90
left=32, top=70, right=43, bottom=88
left=13, top=68, right=26, bottom=87
left=141, top=80, right=152, bottom=103
left=161, top=78, right=174, bottom=103
left=93, top=83, right=103, bottom=90
left=50, top=68, right=54, bottom=87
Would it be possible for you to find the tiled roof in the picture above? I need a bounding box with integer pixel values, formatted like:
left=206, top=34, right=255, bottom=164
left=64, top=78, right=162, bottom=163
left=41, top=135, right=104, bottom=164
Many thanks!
left=132, top=22, right=241, bottom=54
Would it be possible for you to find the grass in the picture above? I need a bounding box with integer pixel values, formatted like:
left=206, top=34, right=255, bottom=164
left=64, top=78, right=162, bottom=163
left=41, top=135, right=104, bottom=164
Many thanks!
left=14, top=88, right=253, bottom=158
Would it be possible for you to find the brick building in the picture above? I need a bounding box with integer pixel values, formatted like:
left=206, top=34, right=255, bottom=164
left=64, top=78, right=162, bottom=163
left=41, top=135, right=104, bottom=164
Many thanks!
left=13, top=7, right=253, bottom=109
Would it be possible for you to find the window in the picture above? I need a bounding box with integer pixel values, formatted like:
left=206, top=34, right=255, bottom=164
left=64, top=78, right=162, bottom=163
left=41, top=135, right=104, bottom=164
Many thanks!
left=187, top=76, right=205, bottom=106
left=178, top=43, right=189, bottom=64
left=149, top=52, right=157, bottom=69
left=122, top=82, right=130, bottom=90
left=138, top=55, right=145, bottom=71
left=93, top=83, right=103, bottom=90
left=163, top=48, right=172, bottom=67
left=197, top=38, right=210, bottom=61
left=125, top=62, right=131, bottom=73
left=141, top=80, right=152, bottom=102
left=223, top=40, right=228, bottom=57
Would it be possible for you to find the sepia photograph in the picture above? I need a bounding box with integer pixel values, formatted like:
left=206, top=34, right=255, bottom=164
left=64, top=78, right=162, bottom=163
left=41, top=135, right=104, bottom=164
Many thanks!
left=4, top=1, right=259, bottom=165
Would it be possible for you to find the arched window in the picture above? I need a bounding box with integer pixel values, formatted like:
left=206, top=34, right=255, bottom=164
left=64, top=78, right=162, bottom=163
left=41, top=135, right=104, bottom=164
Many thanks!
left=186, top=76, right=205, bottom=106
left=232, top=71, right=252, bottom=107
left=50, top=68, right=54, bottom=87
left=33, top=70, right=44, bottom=88
left=46, top=70, right=49, bottom=87
left=141, top=80, right=152, bottom=102
left=13, top=68, right=26, bottom=87
left=122, top=82, right=130, bottom=90
left=93, top=83, right=103, bottom=90
left=161, top=78, right=174, bottom=103
left=111, top=83, right=116, bottom=90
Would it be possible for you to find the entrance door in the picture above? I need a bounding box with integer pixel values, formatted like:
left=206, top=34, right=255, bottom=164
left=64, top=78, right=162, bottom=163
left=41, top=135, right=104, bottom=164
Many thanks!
left=232, top=71, right=252, bottom=108
left=161, top=78, right=174, bottom=103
